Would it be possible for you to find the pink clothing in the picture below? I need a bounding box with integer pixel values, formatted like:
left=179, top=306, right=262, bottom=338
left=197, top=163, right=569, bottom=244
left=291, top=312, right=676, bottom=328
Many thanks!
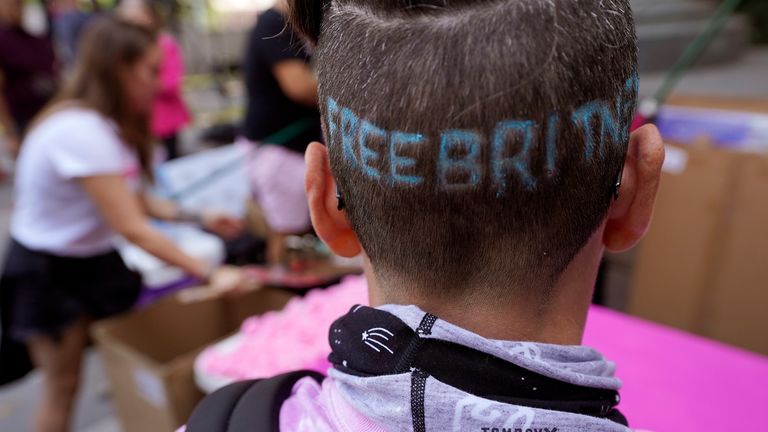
left=246, top=140, right=311, bottom=233
left=179, top=378, right=386, bottom=432
left=279, top=378, right=387, bottom=432
left=152, top=33, right=190, bottom=138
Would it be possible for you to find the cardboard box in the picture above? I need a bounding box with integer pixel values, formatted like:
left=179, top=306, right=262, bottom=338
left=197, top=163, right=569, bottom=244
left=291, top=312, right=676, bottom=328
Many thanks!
left=628, top=95, right=768, bottom=355
left=91, top=288, right=294, bottom=432
left=706, top=155, right=768, bottom=352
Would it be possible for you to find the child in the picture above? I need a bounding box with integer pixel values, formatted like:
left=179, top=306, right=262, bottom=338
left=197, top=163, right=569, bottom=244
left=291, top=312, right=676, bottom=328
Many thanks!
left=188, top=0, right=664, bottom=430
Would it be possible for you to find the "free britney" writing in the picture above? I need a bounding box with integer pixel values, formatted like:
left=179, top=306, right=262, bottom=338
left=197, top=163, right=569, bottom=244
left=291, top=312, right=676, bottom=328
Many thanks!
left=325, top=75, right=637, bottom=195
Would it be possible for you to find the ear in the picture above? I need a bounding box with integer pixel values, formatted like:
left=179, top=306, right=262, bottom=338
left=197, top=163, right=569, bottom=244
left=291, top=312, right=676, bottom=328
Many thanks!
left=603, top=124, right=665, bottom=252
left=305, top=142, right=362, bottom=257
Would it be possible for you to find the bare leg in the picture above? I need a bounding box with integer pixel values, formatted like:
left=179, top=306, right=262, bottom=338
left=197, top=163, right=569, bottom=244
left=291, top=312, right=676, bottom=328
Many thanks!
left=27, top=319, right=88, bottom=432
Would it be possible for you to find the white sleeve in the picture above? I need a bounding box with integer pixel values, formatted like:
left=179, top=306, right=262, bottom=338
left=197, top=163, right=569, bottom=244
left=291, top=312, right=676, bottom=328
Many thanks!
left=47, top=112, right=131, bottom=179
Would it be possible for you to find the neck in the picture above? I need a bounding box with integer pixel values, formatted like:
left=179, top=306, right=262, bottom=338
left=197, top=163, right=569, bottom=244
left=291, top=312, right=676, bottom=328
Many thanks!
left=368, top=228, right=606, bottom=345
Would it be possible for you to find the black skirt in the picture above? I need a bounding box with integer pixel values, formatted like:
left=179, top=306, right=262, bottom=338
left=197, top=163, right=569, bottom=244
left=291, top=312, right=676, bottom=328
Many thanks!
left=0, top=239, right=141, bottom=385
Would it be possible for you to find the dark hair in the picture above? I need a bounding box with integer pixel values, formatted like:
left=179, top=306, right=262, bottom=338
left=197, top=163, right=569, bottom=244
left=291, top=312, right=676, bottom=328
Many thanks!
left=138, top=0, right=169, bottom=30
left=36, top=15, right=159, bottom=179
left=290, top=0, right=638, bottom=299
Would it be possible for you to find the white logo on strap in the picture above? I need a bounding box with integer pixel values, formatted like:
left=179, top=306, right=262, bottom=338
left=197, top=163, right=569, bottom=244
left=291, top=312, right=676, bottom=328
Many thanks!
left=362, top=327, right=395, bottom=354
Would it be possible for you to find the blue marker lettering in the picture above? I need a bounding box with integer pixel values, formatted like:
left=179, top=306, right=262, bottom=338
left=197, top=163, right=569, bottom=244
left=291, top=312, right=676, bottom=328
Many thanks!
left=492, top=120, right=537, bottom=193
left=545, top=112, right=559, bottom=177
left=571, top=101, right=621, bottom=159
left=598, top=103, right=622, bottom=148
left=358, top=120, right=386, bottom=180
left=390, top=132, right=424, bottom=185
left=572, top=101, right=599, bottom=159
left=326, top=97, right=339, bottom=148
left=438, top=130, right=482, bottom=190
left=341, top=107, right=359, bottom=168
left=616, top=73, right=639, bottom=142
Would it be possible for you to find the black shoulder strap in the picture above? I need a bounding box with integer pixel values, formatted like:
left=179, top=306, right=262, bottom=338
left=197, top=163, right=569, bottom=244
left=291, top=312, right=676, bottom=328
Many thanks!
left=187, top=370, right=325, bottom=432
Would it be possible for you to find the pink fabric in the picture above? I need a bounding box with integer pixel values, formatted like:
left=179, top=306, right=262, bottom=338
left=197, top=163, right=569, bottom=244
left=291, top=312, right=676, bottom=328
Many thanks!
left=583, top=305, right=768, bottom=432
left=151, top=33, right=190, bottom=138
left=196, top=276, right=368, bottom=383
left=280, top=377, right=388, bottom=432
left=247, top=141, right=311, bottom=233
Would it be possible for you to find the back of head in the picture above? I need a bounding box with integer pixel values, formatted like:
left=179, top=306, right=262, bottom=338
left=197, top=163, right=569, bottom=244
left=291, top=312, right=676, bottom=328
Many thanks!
left=290, top=0, right=638, bottom=300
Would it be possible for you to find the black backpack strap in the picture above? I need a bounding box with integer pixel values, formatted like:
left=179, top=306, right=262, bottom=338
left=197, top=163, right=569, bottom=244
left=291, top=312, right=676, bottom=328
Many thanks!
left=187, top=370, right=324, bottom=432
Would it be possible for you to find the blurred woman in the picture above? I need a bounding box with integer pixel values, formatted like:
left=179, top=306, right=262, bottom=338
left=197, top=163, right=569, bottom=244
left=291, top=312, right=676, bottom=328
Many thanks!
left=0, top=16, right=243, bottom=432
left=242, top=0, right=322, bottom=265
left=0, top=0, right=57, bottom=156
left=118, top=0, right=190, bottom=160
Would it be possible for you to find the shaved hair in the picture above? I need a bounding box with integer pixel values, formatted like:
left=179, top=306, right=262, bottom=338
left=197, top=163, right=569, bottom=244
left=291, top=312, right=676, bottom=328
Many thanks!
left=290, top=0, right=638, bottom=299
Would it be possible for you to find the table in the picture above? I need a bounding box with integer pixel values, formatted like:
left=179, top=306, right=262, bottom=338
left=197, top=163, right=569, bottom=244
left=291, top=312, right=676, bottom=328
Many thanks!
left=583, top=305, right=768, bottom=431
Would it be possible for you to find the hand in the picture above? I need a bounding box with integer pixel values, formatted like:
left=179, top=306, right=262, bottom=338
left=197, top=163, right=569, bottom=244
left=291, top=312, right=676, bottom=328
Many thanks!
left=208, top=265, right=248, bottom=295
left=202, top=211, right=244, bottom=239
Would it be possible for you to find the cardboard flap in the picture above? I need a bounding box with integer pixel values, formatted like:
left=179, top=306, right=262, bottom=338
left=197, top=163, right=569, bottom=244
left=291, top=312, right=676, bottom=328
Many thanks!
left=92, top=286, right=298, bottom=431
left=93, top=294, right=230, bottom=364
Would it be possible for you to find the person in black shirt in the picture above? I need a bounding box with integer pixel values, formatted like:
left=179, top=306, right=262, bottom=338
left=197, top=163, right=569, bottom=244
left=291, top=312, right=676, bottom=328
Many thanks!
left=241, top=1, right=322, bottom=265
left=242, top=2, right=321, bottom=152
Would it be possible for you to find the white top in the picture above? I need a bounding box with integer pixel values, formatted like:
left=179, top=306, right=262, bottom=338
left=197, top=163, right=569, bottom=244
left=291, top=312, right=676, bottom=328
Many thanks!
left=11, top=108, right=141, bottom=257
